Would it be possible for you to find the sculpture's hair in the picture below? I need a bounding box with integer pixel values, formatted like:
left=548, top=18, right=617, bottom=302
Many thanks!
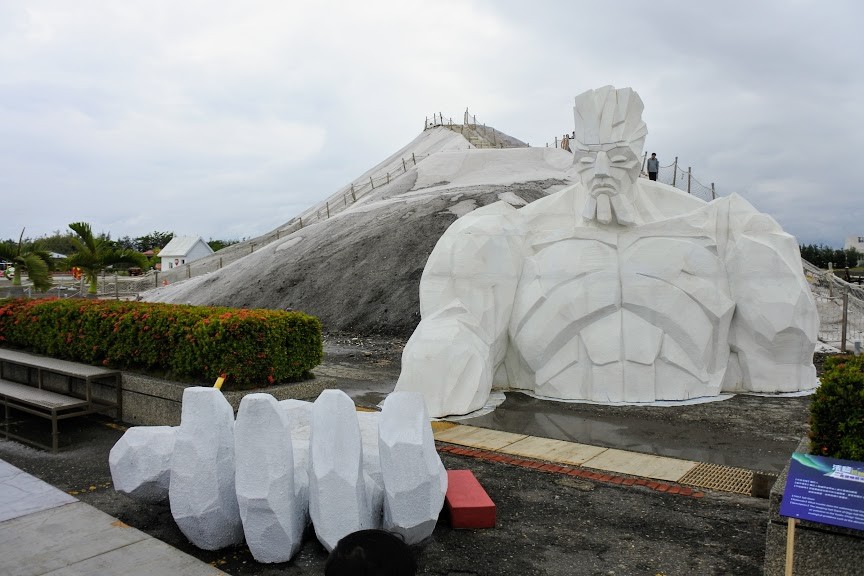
left=325, top=529, right=417, bottom=576
left=572, top=86, right=648, bottom=153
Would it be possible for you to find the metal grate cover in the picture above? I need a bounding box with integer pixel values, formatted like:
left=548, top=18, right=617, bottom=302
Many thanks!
left=678, top=462, right=753, bottom=495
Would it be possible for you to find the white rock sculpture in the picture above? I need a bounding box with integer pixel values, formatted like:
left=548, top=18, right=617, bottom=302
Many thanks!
left=235, top=394, right=308, bottom=563
left=378, top=392, right=447, bottom=544
left=169, top=387, right=244, bottom=550
left=396, top=85, right=819, bottom=417
left=308, top=390, right=381, bottom=551
left=108, top=426, right=176, bottom=503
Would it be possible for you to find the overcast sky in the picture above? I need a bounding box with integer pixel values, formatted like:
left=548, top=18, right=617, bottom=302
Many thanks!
left=2, top=0, right=862, bottom=247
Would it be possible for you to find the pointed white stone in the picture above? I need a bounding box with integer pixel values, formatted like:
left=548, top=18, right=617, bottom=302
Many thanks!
left=308, top=390, right=380, bottom=552
left=379, top=391, right=447, bottom=544
left=235, top=393, right=308, bottom=563
left=169, top=387, right=244, bottom=550
left=109, top=426, right=175, bottom=503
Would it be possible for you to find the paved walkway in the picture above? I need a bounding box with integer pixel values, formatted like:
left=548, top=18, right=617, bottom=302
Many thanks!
left=0, top=459, right=225, bottom=576
left=432, top=422, right=756, bottom=495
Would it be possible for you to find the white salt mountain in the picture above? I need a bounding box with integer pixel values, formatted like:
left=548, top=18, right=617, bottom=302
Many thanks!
left=234, top=394, right=308, bottom=563
left=109, top=425, right=175, bottom=503
left=169, top=387, right=244, bottom=550
left=141, top=126, right=563, bottom=336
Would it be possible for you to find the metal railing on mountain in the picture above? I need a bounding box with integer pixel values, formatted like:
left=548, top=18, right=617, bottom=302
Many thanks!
left=425, top=110, right=528, bottom=149
left=805, top=260, right=864, bottom=353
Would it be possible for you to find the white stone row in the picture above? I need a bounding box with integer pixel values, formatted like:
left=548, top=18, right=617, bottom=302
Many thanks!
left=108, top=388, right=447, bottom=562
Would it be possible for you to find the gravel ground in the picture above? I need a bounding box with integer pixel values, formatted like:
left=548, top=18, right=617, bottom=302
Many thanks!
left=0, top=338, right=824, bottom=575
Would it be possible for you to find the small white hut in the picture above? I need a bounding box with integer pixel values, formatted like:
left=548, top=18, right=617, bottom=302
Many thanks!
left=160, top=236, right=214, bottom=270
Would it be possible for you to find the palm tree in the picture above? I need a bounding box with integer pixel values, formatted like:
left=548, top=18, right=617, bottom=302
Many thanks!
left=67, top=222, right=148, bottom=295
left=0, top=228, right=53, bottom=291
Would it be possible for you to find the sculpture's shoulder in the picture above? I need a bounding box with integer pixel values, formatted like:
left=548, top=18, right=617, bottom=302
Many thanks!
left=715, top=192, right=786, bottom=235
left=446, top=199, right=524, bottom=237
left=634, top=180, right=709, bottom=221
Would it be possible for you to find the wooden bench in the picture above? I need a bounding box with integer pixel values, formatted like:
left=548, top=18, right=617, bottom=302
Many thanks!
left=0, top=348, right=122, bottom=452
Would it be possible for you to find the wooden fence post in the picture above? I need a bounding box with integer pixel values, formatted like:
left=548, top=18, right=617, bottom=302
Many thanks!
left=711, top=183, right=716, bottom=200
left=687, top=167, right=692, bottom=194
left=402, top=158, right=407, bottom=172
left=412, top=153, right=416, bottom=165
left=641, top=151, right=647, bottom=173
left=154, top=271, right=159, bottom=288
left=842, top=290, right=849, bottom=352
left=370, top=176, right=374, bottom=189
left=115, top=273, right=119, bottom=300
left=219, top=257, right=222, bottom=269
left=386, top=172, right=390, bottom=184
left=299, top=216, right=303, bottom=228
left=672, top=157, right=679, bottom=186
left=351, top=184, right=356, bottom=202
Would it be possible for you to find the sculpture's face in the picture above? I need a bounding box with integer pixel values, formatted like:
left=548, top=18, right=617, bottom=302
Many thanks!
left=573, top=144, right=641, bottom=201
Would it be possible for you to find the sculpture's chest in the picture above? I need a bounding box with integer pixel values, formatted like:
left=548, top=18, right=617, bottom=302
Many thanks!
left=511, top=229, right=733, bottom=335
left=519, top=228, right=727, bottom=294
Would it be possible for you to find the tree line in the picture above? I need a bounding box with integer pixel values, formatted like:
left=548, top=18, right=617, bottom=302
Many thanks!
left=1, top=224, right=240, bottom=294
left=799, top=244, right=861, bottom=269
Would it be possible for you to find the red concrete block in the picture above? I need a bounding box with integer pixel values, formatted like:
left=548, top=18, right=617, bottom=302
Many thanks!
left=446, top=470, right=496, bottom=529
left=692, top=492, right=705, bottom=499
left=634, top=479, right=647, bottom=486
left=646, top=482, right=659, bottom=489
left=611, top=476, right=624, bottom=484
left=622, top=478, right=635, bottom=486
left=668, top=486, right=681, bottom=495
left=679, top=487, right=693, bottom=496
left=656, top=484, right=670, bottom=493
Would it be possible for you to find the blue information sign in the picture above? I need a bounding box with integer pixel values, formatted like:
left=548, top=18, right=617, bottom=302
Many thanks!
left=780, top=452, right=864, bottom=531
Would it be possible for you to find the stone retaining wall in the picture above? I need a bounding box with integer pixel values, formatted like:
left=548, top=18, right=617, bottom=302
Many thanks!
left=121, top=371, right=338, bottom=426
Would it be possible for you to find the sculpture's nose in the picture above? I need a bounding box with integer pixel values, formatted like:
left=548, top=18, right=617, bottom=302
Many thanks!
left=594, top=151, right=610, bottom=177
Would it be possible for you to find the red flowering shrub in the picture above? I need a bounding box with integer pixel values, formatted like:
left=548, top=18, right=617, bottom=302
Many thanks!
left=0, top=298, right=322, bottom=390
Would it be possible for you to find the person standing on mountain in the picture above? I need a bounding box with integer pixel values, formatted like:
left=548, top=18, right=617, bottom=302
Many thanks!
left=647, top=152, right=659, bottom=181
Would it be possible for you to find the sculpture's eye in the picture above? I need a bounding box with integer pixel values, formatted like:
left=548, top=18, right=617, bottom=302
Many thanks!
left=578, top=156, right=595, bottom=164
left=611, top=155, right=628, bottom=163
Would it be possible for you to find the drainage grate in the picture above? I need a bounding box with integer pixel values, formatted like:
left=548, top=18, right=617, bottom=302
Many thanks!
left=678, top=462, right=753, bottom=495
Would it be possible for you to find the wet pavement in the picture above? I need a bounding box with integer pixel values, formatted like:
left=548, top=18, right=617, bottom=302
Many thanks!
left=462, top=392, right=803, bottom=472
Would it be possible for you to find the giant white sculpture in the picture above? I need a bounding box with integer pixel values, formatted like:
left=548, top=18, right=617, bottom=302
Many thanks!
left=169, top=387, right=245, bottom=550
left=396, top=85, right=818, bottom=417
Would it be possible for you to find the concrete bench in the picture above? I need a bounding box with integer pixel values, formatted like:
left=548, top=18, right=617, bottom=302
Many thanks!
left=0, top=348, right=122, bottom=452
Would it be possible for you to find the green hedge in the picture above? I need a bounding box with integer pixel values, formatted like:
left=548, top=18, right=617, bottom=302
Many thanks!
left=810, top=354, right=864, bottom=460
left=0, top=298, right=322, bottom=390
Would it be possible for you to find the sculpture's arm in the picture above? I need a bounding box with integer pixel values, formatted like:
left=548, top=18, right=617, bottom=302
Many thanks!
left=722, top=194, right=818, bottom=392
left=395, top=201, right=525, bottom=417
